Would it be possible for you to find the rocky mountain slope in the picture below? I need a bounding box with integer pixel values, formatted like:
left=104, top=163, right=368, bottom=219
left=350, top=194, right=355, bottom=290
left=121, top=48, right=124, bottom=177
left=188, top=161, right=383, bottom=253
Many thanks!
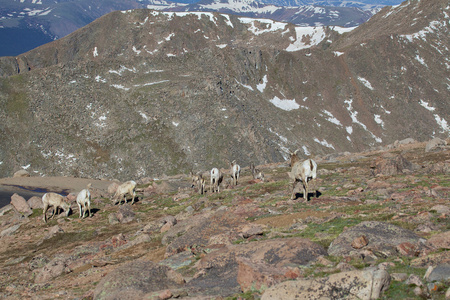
left=0, top=138, right=448, bottom=299
left=0, top=0, right=449, bottom=181
left=0, top=0, right=399, bottom=56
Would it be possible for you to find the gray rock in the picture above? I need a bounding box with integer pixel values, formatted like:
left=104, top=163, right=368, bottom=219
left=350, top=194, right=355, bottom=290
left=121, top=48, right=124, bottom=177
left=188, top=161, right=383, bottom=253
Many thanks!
left=0, top=224, right=21, bottom=237
left=117, top=205, right=135, bottom=223
left=425, top=264, right=450, bottom=282
left=93, top=260, right=185, bottom=300
left=425, top=138, right=447, bottom=152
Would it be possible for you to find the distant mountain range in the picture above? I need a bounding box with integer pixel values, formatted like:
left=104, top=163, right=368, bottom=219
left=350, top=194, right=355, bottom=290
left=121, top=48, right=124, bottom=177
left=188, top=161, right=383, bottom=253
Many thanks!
left=0, top=0, right=403, bottom=56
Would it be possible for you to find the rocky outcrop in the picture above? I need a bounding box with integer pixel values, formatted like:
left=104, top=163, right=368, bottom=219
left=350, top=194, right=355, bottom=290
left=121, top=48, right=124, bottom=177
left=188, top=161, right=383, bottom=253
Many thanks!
left=328, top=221, right=426, bottom=257
left=93, top=261, right=185, bottom=300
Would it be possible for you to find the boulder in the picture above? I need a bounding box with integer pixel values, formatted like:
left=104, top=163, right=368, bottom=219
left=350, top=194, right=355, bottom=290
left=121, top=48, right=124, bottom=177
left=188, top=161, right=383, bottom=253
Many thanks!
left=164, top=210, right=245, bottom=257
left=261, top=266, right=390, bottom=300
left=116, top=205, right=135, bottom=223
left=328, top=221, right=426, bottom=257
left=425, top=138, right=447, bottom=152
left=427, top=231, right=450, bottom=250
left=13, top=170, right=30, bottom=178
left=93, top=261, right=185, bottom=300
left=27, top=196, right=43, bottom=209
left=425, top=264, right=450, bottom=282
left=10, top=193, right=32, bottom=216
left=34, top=256, right=70, bottom=284
left=371, top=154, right=414, bottom=176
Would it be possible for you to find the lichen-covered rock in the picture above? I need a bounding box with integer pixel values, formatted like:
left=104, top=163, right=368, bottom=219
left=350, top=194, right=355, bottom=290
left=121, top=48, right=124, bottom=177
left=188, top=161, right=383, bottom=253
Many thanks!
left=328, top=221, right=426, bottom=257
left=261, top=266, right=390, bottom=300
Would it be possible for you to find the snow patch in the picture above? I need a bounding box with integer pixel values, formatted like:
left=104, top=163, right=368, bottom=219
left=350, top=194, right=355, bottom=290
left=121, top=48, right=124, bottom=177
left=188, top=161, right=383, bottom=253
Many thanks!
left=269, top=97, right=299, bottom=111
left=257, top=75, right=268, bottom=93
left=322, top=110, right=342, bottom=126
left=434, top=114, right=449, bottom=133
left=419, top=99, right=436, bottom=111
left=357, top=77, right=374, bottom=90
left=314, top=138, right=335, bottom=150
left=286, top=27, right=326, bottom=52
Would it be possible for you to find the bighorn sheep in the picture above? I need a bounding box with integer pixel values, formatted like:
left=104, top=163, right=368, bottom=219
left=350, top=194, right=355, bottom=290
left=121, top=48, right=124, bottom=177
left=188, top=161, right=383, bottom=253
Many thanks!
left=76, top=188, right=91, bottom=219
left=113, top=180, right=137, bottom=205
left=250, top=162, right=264, bottom=182
left=210, top=168, right=222, bottom=193
left=230, top=160, right=241, bottom=185
left=190, top=172, right=206, bottom=195
left=42, top=192, right=71, bottom=223
left=288, top=150, right=317, bottom=201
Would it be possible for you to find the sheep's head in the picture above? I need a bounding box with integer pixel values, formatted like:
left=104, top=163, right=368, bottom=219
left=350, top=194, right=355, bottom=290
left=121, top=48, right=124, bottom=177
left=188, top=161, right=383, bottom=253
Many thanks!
left=191, top=175, right=201, bottom=188
left=289, top=150, right=300, bottom=167
left=62, top=202, right=71, bottom=216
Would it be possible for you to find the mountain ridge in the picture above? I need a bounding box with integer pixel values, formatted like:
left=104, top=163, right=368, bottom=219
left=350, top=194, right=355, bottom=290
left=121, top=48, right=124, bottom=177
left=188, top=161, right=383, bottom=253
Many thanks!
left=0, top=0, right=448, bottom=180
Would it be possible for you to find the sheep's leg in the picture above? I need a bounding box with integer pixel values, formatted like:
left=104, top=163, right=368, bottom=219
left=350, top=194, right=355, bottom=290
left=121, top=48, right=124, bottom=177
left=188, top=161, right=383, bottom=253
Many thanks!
left=131, top=191, right=136, bottom=205
left=303, top=181, right=308, bottom=202
left=43, top=204, right=49, bottom=223
left=290, top=180, right=297, bottom=200
left=78, top=203, right=82, bottom=218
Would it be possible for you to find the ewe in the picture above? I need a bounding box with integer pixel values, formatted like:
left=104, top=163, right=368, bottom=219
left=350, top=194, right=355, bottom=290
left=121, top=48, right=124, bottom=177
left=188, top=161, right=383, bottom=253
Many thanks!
left=210, top=168, right=222, bottom=193
left=191, top=172, right=206, bottom=195
left=76, top=188, right=91, bottom=219
left=42, top=192, right=71, bottom=223
left=230, top=160, right=241, bottom=185
left=250, top=163, right=264, bottom=182
left=288, top=150, right=317, bottom=201
left=113, top=180, right=137, bottom=205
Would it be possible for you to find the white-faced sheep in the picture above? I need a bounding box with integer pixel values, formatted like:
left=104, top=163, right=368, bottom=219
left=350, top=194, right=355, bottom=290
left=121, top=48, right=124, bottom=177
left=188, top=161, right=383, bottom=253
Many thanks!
left=230, top=160, right=241, bottom=185
left=250, top=162, right=264, bottom=182
left=210, top=168, right=222, bottom=193
left=190, top=172, right=206, bottom=195
left=288, top=150, right=317, bottom=201
left=42, top=192, right=71, bottom=223
left=113, top=180, right=137, bottom=205
left=76, top=188, right=91, bottom=219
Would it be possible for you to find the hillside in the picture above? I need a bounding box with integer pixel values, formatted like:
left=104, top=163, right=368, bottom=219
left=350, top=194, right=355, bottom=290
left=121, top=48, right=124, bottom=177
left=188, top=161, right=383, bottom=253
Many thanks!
left=0, top=139, right=448, bottom=299
left=0, top=0, right=449, bottom=181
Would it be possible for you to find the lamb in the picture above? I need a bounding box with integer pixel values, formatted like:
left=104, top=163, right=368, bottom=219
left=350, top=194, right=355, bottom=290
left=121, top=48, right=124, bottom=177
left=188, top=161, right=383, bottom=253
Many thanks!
left=190, top=172, right=206, bottom=195
left=288, top=150, right=317, bottom=201
left=76, top=188, right=91, bottom=219
left=210, top=167, right=222, bottom=193
left=250, top=162, right=264, bottom=182
left=230, top=160, right=241, bottom=185
left=42, top=192, right=71, bottom=223
left=112, top=180, right=137, bottom=205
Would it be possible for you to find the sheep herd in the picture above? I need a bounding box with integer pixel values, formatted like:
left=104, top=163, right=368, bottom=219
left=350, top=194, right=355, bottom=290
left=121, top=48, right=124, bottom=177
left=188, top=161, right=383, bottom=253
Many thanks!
left=41, top=152, right=317, bottom=223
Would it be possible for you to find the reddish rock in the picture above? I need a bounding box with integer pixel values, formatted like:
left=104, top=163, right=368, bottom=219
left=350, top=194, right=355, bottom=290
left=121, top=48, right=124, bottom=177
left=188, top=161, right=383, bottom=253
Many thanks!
left=351, top=235, right=369, bottom=249
left=10, top=193, right=32, bottom=216
left=396, top=242, right=419, bottom=257
left=237, top=257, right=301, bottom=292
left=158, top=289, right=172, bottom=300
